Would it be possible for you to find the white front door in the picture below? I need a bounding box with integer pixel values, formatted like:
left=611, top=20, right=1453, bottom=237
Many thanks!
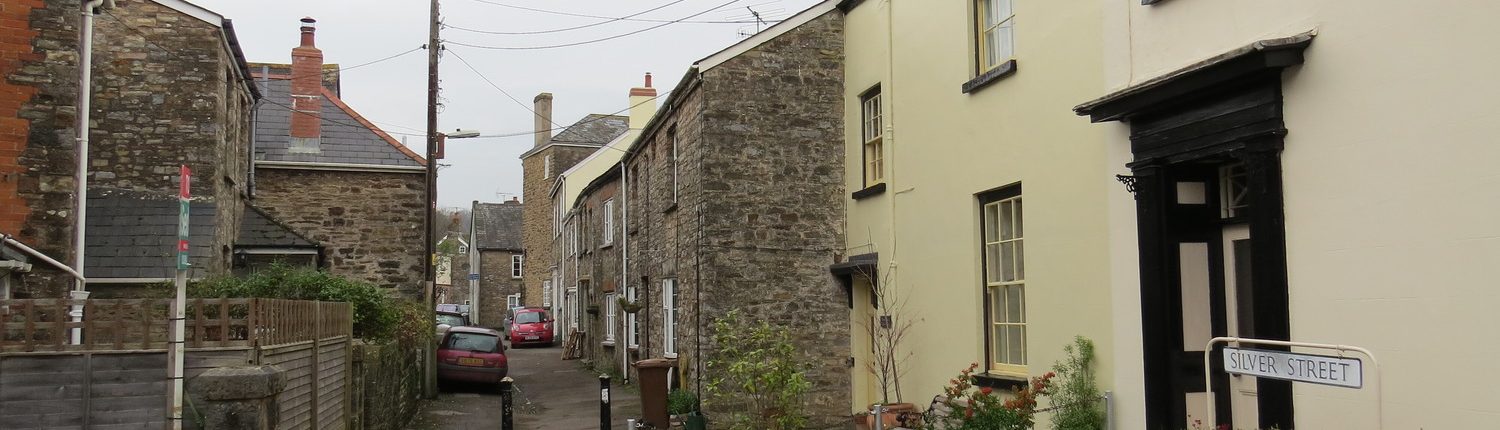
left=1222, top=224, right=1259, bottom=428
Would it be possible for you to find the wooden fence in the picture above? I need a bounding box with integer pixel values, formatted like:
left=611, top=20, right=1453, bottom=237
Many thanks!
left=0, top=298, right=351, bottom=353
left=0, top=299, right=354, bottom=430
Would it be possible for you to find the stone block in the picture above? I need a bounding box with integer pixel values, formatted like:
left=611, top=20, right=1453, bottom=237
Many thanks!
left=188, top=365, right=287, bottom=401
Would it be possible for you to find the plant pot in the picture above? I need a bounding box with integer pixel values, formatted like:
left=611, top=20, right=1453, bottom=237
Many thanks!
left=852, top=413, right=873, bottom=430
left=684, top=413, right=707, bottom=430
left=866, top=403, right=917, bottom=428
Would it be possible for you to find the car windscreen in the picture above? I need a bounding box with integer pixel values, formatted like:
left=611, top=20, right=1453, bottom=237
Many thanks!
left=515, top=312, right=545, bottom=324
left=444, top=332, right=500, bottom=353
left=436, top=314, right=466, bottom=326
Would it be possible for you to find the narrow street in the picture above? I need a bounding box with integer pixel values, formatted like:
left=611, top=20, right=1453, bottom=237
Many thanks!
left=409, top=340, right=644, bottom=430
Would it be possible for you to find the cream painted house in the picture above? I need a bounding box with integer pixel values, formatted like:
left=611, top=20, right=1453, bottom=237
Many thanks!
left=834, top=0, right=1113, bottom=418
left=1075, top=1, right=1500, bottom=429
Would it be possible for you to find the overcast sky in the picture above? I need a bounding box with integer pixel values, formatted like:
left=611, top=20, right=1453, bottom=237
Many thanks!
left=191, top=0, right=820, bottom=209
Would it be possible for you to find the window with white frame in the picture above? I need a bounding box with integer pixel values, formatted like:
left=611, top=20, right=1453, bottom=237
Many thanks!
left=662, top=278, right=678, bottom=357
left=981, top=185, right=1025, bottom=375
left=861, top=87, right=884, bottom=186
left=507, top=294, right=520, bottom=310
left=605, top=293, right=617, bottom=343
left=602, top=199, right=615, bottom=246
left=543, top=154, right=553, bottom=178
left=975, top=0, right=1015, bottom=74
left=542, top=280, right=553, bottom=307
left=627, top=284, right=640, bottom=348
left=511, top=255, right=523, bottom=278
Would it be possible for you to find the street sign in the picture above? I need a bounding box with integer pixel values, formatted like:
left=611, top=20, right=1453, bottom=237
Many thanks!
left=1222, top=346, right=1363, bottom=388
left=177, top=166, right=191, bottom=270
left=468, top=273, right=480, bottom=280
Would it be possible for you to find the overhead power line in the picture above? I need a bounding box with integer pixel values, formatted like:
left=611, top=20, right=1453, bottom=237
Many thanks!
left=445, top=0, right=691, bottom=35
left=470, top=88, right=673, bottom=140
left=446, top=0, right=740, bottom=50
left=466, top=0, right=766, bottom=24
left=446, top=49, right=564, bottom=128
left=108, top=10, right=417, bottom=80
left=102, top=10, right=426, bottom=139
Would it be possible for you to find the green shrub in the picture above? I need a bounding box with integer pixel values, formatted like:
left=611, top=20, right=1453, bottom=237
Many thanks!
left=667, top=388, right=699, bottom=415
left=190, top=264, right=415, bottom=342
left=704, top=310, right=810, bottom=430
left=1051, top=337, right=1106, bottom=430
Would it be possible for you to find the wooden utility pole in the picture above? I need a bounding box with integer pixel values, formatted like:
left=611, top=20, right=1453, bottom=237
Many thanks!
left=424, top=0, right=441, bottom=399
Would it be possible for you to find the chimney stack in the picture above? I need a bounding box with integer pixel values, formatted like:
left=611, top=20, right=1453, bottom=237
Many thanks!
left=628, top=73, right=658, bottom=131
left=533, top=93, right=553, bottom=148
left=289, top=17, right=324, bottom=153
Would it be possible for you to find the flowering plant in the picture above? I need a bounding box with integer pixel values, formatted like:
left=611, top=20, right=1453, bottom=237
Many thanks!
left=938, top=363, right=1055, bottom=430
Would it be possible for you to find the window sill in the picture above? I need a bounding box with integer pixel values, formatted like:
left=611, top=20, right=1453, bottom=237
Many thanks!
left=851, top=183, right=886, bottom=200
left=961, top=60, right=1018, bottom=94
left=664, top=352, right=678, bottom=359
left=973, top=372, right=1027, bottom=391
left=599, top=243, right=614, bottom=250
left=603, top=341, right=616, bottom=347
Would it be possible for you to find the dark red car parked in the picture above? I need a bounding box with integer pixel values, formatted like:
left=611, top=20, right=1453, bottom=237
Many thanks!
left=508, top=307, right=554, bottom=347
left=436, top=327, right=508, bottom=387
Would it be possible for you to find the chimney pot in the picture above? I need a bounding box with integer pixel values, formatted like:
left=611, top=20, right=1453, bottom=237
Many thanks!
left=534, top=93, right=554, bottom=148
left=290, top=17, right=325, bottom=145
left=644, top=72, right=653, bottom=88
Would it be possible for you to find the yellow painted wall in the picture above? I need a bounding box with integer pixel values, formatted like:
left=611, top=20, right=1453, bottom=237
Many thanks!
left=1099, top=1, right=1500, bottom=427
left=842, top=0, right=1112, bottom=418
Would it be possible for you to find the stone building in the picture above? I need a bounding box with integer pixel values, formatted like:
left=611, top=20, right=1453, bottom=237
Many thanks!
left=249, top=19, right=428, bottom=298
left=468, top=199, right=523, bottom=328
left=0, top=0, right=265, bottom=297
left=554, top=2, right=849, bottom=424
left=518, top=96, right=627, bottom=308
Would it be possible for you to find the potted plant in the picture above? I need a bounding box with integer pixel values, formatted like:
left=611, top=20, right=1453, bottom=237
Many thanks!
left=856, top=265, right=921, bottom=427
left=616, top=295, right=644, bottom=314
left=667, top=388, right=698, bottom=420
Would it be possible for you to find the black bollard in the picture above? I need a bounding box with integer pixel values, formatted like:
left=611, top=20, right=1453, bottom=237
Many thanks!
left=500, top=377, right=514, bottom=430
left=600, top=374, right=612, bottom=430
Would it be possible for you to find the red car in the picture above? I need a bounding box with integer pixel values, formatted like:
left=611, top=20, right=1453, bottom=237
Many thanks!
left=437, top=327, right=508, bottom=387
left=508, top=307, right=555, bottom=347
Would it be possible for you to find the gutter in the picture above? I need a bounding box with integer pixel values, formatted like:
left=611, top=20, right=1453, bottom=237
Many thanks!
left=255, top=160, right=427, bottom=173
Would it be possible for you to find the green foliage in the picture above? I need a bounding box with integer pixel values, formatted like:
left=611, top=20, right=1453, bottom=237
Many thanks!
left=704, top=310, right=811, bottom=430
left=667, top=388, right=699, bottom=415
left=190, top=264, right=416, bottom=342
left=939, top=363, right=1055, bottom=430
left=1051, top=336, right=1106, bottom=430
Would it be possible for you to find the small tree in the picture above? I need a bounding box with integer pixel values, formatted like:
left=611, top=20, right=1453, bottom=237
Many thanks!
left=704, top=310, right=811, bottom=430
left=1050, top=336, right=1106, bottom=430
left=856, top=265, right=920, bottom=405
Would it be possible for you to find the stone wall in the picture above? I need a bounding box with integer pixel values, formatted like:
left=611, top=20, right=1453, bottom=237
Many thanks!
left=619, top=9, right=848, bottom=425
left=520, top=144, right=604, bottom=307
left=253, top=168, right=425, bottom=297
left=569, top=174, right=624, bottom=370
left=696, top=10, right=848, bottom=423
left=476, top=249, right=522, bottom=328
left=351, top=339, right=423, bottom=430
left=3, top=0, right=254, bottom=297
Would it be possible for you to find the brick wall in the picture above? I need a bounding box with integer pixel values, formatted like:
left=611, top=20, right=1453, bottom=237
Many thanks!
left=253, top=169, right=425, bottom=298
left=0, top=0, right=44, bottom=239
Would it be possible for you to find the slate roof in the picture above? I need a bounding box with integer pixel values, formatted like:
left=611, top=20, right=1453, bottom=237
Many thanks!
left=552, top=114, right=629, bottom=145
left=84, top=193, right=216, bottom=280
left=254, top=78, right=425, bottom=167
left=471, top=201, right=523, bottom=251
left=237, top=205, right=319, bottom=248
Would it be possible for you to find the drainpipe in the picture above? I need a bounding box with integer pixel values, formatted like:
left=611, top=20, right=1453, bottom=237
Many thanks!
left=619, top=162, right=629, bottom=382
left=71, top=0, right=111, bottom=344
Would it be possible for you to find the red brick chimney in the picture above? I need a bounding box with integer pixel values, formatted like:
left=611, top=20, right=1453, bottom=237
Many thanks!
left=289, top=17, right=323, bottom=150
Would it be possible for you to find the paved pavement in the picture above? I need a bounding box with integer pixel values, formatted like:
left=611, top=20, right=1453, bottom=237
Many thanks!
left=408, top=339, right=643, bottom=430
